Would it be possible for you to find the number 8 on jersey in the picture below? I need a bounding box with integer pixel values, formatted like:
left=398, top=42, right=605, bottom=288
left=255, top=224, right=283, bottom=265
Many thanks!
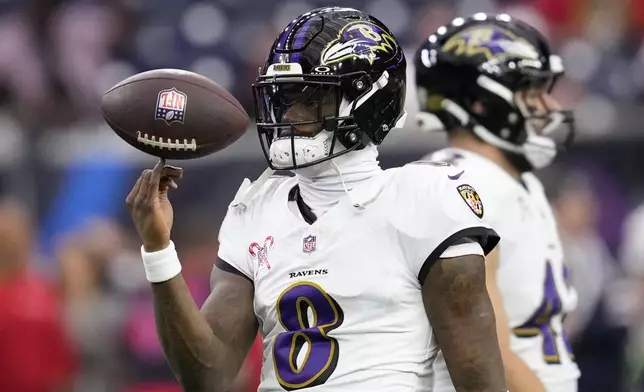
left=273, top=282, right=345, bottom=391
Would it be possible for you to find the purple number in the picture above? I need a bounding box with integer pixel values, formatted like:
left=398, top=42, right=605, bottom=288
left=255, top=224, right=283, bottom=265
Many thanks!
left=513, top=261, right=575, bottom=364
left=273, top=282, right=344, bottom=390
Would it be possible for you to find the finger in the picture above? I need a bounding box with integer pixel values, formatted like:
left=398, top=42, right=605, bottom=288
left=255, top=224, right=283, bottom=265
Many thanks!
left=150, top=159, right=165, bottom=185
left=159, top=183, right=175, bottom=196
left=134, top=170, right=153, bottom=207
left=126, top=172, right=145, bottom=206
left=161, top=165, right=183, bottom=180
left=160, top=177, right=178, bottom=190
left=147, top=159, right=166, bottom=202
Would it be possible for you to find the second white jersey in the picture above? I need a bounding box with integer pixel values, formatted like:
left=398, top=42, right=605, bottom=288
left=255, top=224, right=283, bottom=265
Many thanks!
left=428, top=148, right=580, bottom=391
left=217, top=163, right=499, bottom=391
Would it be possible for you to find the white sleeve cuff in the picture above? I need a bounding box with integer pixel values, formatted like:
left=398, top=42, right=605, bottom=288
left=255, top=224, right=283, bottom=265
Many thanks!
left=140, top=241, right=182, bottom=283
left=439, top=242, right=484, bottom=259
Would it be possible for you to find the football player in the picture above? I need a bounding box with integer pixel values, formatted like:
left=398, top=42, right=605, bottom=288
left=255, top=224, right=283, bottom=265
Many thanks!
left=126, top=7, right=508, bottom=392
left=414, top=13, right=580, bottom=392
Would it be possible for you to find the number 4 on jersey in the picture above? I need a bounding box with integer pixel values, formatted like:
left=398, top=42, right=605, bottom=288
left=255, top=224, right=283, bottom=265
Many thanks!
left=513, top=261, right=575, bottom=364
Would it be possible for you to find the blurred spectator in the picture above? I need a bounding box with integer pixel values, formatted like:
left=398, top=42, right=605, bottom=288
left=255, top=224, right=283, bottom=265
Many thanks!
left=0, top=7, right=53, bottom=124
left=57, top=218, right=137, bottom=392
left=0, top=199, right=77, bottom=392
left=0, top=0, right=642, bottom=134
left=555, top=174, right=634, bottom=392
left=49, top=1, right=130, bottom=120
left=0, top=0, right=130, bottom=127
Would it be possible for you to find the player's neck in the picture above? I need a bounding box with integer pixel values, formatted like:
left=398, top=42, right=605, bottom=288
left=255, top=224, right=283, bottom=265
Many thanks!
left=293, top=144, right=382, bottom=217
left=449, top=137, right=522, bottom=180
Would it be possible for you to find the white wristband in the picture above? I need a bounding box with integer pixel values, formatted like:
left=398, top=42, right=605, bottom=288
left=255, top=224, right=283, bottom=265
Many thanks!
left=140, top=241, right=182, bottom=283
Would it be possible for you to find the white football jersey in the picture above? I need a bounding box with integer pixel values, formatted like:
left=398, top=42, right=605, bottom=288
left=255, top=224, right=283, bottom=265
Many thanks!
left=217, top=163, right=499, bottom=392
left=427, top=148, right=580, bottom=392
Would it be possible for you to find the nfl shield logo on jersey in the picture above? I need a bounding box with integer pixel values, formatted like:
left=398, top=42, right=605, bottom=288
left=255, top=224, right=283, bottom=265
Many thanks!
left=155, top=88, right=187, bottom=124
left=302, top=235, right=317, bottom=253
left=457, top=184, right=484, bottom=218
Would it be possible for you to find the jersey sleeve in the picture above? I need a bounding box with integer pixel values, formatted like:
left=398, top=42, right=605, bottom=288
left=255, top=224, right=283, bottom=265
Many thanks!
left=621, top=205, right=644, bottom=276
left=217, top=204, right=254, bottom=282
left=391, top=163, right=500, bottom=284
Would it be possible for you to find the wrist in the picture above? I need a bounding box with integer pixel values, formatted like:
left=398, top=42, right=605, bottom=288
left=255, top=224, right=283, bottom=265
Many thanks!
left=143, top=240, right=171, bottom=253
left=140, top=240, right=181, bottom=283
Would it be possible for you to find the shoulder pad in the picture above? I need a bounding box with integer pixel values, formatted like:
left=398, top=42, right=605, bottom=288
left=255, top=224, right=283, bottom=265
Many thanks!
left=230, top=169, right=288, bottom=210
left=230, top=178, right=252, bottom=209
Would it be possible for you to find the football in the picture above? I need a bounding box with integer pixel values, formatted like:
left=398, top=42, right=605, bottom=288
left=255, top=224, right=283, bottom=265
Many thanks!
left=100, top=69, right=250, bottom=160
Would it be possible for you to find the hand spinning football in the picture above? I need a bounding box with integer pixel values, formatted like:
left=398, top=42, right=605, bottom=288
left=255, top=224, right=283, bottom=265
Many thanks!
left=100, top=69, right=250, bottom=160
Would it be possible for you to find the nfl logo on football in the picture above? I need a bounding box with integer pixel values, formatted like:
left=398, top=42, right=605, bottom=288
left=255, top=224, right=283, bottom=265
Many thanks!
left=303, top=235, right=317, bottom=253
left=156, top=88, right=187, bottom=125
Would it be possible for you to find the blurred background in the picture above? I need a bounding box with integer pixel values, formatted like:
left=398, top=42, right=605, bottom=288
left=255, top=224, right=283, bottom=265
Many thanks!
left=0, top=0, right=643, bottom=391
